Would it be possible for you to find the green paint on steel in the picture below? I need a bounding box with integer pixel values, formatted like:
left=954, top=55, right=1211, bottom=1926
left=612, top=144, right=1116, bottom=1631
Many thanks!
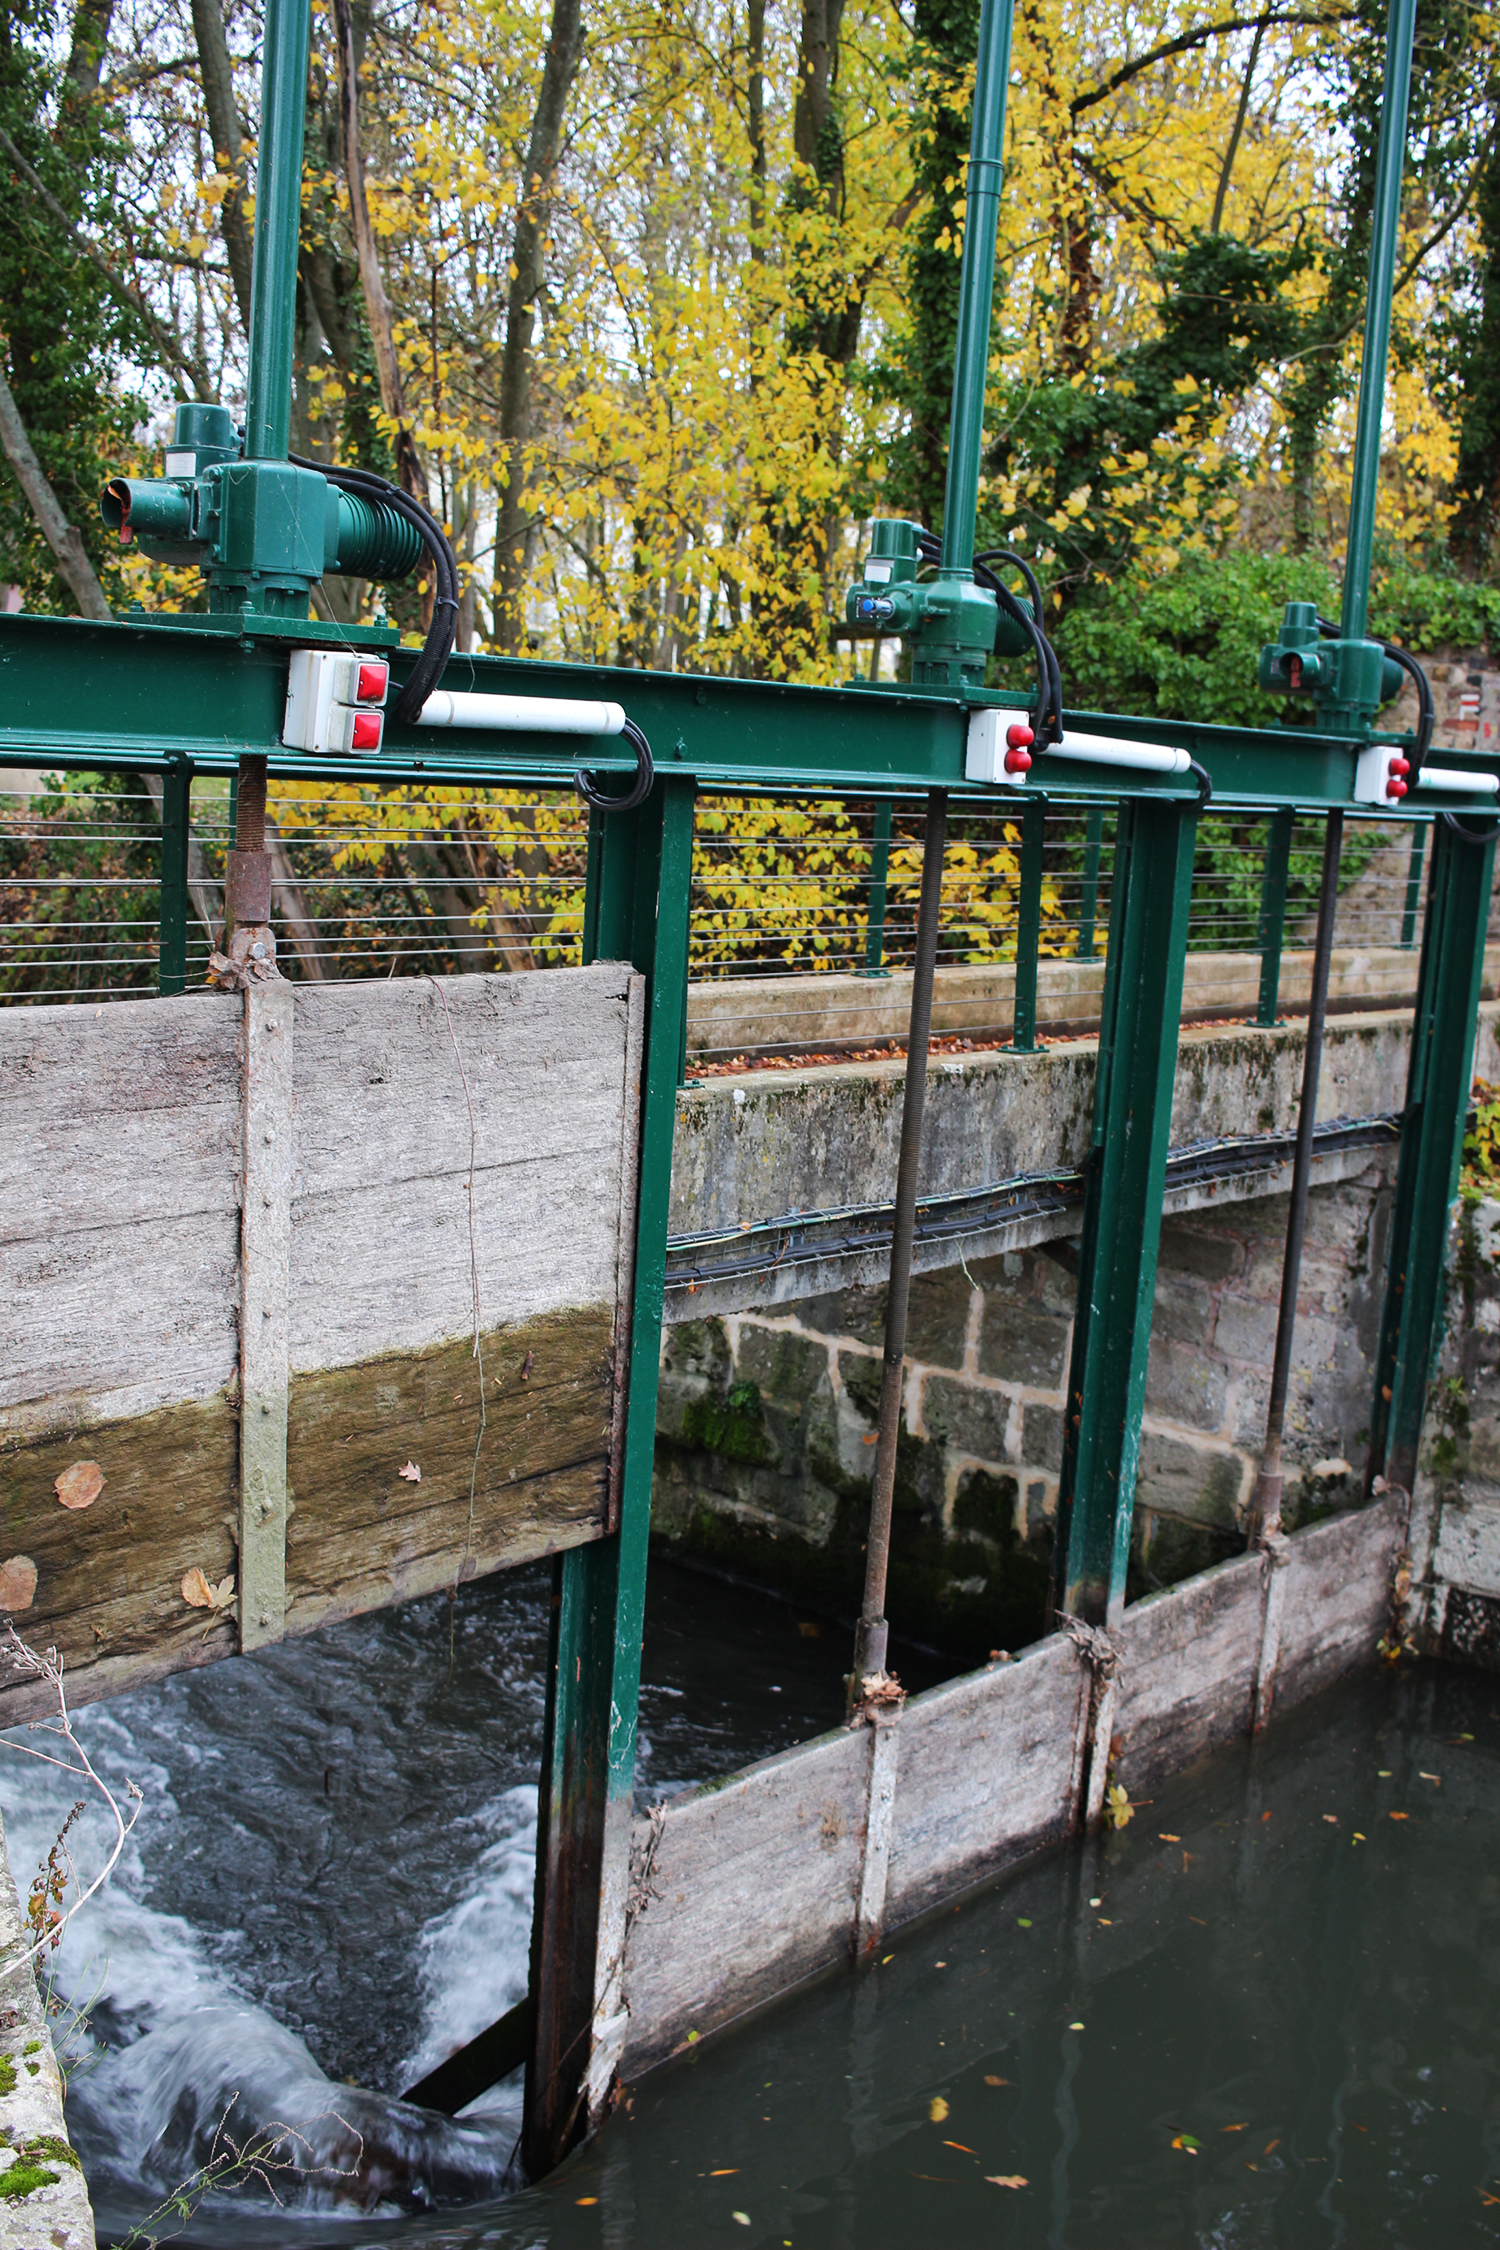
left=1255, top=806, right=1294, bottom=1026
left=1340, top=0, right=1416, bottom=646
left=861, top=800, right=893, bottom=975
left=1401, top=822, right=1426, bottom=949
left=1008, top=794, right=1046, bottom=1052
left=524, top=777, right=696, bottom=2176
left=1077, top=805, right=1104, bottom=961
left=1367, top=813, right=1499, bottom=1492
left=1051, top=794, right=1198, bottom=1627
left=939, top=0, right=1015, bottom=576
left=243, top=0, right=311, bottom=463
left=158, top=762, right=191, bottom=997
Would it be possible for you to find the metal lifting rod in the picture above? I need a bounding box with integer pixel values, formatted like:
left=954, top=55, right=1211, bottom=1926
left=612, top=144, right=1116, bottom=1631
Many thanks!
left=849, top=0, right=1013, bottom=1699
left=1250, top=0, right=1413, bottom=1560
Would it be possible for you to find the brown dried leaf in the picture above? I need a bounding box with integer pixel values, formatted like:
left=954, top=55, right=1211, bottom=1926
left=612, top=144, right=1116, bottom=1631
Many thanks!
left=55, top=1462, right=104, bottom=1511
left=0, top=1557, right=37, bottom=1613
left=986, top=2176, right=1028, bottom=2189
left=182, top=1566, right=235, bottom=1613
left=399, top=1460, right=422, bottom=1483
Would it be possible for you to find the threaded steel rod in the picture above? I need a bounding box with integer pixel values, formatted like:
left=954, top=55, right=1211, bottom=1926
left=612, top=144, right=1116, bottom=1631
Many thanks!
left=851, top=790, right=948, bottom=1693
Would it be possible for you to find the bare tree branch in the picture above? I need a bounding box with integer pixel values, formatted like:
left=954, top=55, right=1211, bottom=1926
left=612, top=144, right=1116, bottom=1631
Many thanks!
left=1071, top=11, right=1353, bottom=120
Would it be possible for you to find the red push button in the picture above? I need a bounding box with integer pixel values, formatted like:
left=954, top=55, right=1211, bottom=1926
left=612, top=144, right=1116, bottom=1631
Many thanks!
left=1004, top=745, right=1032, bottom=775
left=356, top=662, right=390, bottom=704
left=1006, top=722, right=1035, bottom=750
left=350, top=710, right=383, bottom=751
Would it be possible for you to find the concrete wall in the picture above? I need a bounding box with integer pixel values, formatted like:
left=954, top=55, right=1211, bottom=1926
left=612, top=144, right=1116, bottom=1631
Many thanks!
left=1412, top=1196, right=1500, bottom=1669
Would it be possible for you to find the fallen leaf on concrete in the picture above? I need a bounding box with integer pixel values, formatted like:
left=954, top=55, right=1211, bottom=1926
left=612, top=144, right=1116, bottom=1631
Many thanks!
left=399, top=1461, right=422, bottom=1482
left=55, top=1462, right=104, bottom=1511
left=928, top=2097, right=949, bottom=2123
left=0, top=1558, right=37, bottom=1612
left=985, top=2175, right=1027, bottom=2188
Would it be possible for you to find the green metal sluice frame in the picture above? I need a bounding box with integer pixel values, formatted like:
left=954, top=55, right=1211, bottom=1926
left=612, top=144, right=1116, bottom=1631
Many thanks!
left=0, top=0, right=1495, bottom=2169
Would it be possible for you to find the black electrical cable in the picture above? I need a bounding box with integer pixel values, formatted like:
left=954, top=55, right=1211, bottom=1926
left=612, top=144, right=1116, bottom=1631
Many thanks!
left=976, top=548, right=1064, bottom=748
left=1315, top=612, right=1434, bottom=768
left=576, top=716, right=655, bottom=814
left=1188, top=758, right=1214, bottom=808
left=289, top=454, right=459, bottom=725
left=1438, top=811, right=1498, bottom=849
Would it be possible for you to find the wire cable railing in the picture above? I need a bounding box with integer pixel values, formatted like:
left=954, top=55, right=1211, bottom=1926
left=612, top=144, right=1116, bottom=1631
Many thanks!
left=0, top=774, right=1456, bottom=1063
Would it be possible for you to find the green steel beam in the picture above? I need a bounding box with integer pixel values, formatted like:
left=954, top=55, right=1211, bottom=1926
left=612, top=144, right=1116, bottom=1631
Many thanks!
left=1255, top=807, right=1294, bottom=1026
left=1340, top=0, right=1416, bottom=645
left=1076, top=806, right=1104, bottom=961
left=1366, top=812, right=1499, bottom=1495
left=524, top=775, right=696, bottom=2175
left=243, top=0, right=310, bottom=463
left=157, top=760, right=191, bottom=996
left=5, top=612, right=1496, bottom=816
left=1050, top=795, right=1199, bottom=1625
left=1007, top=795, right=1045, bottom=1052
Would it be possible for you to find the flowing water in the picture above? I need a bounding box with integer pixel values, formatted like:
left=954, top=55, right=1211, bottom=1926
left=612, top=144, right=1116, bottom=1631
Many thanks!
left=4, top=1567, right=1499, bottom=2248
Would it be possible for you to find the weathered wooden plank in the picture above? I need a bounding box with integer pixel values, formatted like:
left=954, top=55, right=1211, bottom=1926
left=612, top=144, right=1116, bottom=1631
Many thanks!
left=240, top=982, right=293, bottom=1650
left=289, top=969, right=637, bottom=1368
left=0, top=1394, right=239, bottom=1720
left=883, top=1635, right=1086, bottom=1923
left=1111, top=1552, right=1264, bottom=1790
left=622, top=1725, right=869, bottom=2070
left=1274, top=1494, right=1398, bottom=1705
left=284, top=1307, right=613, bottom=1633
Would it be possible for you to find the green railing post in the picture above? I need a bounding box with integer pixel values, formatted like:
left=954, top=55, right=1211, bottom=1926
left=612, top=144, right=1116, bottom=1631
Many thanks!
left=243, top=0, right=311, bottom=463
left=860, top=801, right=893, bottom=976
left=1256, top=807, right=1295, bottom=1027
left=1400, top=822, right=1426, bottom=949
left=1366, top=813, right=1498, bottom=1495
left=158, top=760, right=190, bottom=997
left=580, top=803, right=604, bottom=964
left=1050, top=795, right=1198, bottom=1625
left=1077, top=806, right=1104, bottom=962
left=524, top=774, right=696, bottom=2176
left=1008, top=796, right=1045, bottom=1052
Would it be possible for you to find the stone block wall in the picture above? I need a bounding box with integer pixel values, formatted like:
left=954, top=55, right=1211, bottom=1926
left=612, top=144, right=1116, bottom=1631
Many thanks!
left=654, top=1155, right=1397, bottom=1664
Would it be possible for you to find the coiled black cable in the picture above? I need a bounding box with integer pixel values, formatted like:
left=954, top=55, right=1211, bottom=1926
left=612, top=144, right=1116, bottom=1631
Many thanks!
left=290, top=454, right=459, bottom=725
left=576, top=717, right=656, bottom=814
left=976, top=547, right=1064, bottom=749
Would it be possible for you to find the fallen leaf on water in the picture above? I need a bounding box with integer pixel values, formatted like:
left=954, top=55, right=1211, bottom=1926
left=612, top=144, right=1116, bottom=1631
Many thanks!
left=55, top=1462, right=104, bottom=1511
left=0, top=1557, right=36, bottom=1613
left=1105, top=1783, right=1133, bottom=1828
left=1016, top=1917, right=1033, bottom=1929
left=1419, top=1771, right=1441, bottom=1783
left=1171, top=2135, right=1200, bottom=2154
left=797, top=1620, right=821, bottom=1638
left=399, top=1460, right=422, bottom=1483
left=1260, top=1810, right=1273, bottom=1823
left=1069, top=2022, right=1085, bottom=2031
left=1323, top=1815, right=1338, bottom=1824
left=710, top=2168, right=738, bottom=2176
left=1390, top=1811, right=1410, bottom=1821
left=1159, top=1833, right=1180, bottom=1843
left=1222, top=2123, right=1248, bottom=2133
left=575, top=2197, right=597, bottom=2206
left=985, top=2175, right=1027, bottom=2189
left=732, top=2214, right=750, bottom=2227
left=929, top=2097, right=949, bottom=2123
left=942, top=2141, right=977, bottom=2154
left=1264, top=2139, right=1280, bottom=2154
left=984, top=2075, right=1009, bottom=2087
left=1352, top=1832, right=1367, bottom=1844
left=1480, top=2190, right=1500, bottom=2207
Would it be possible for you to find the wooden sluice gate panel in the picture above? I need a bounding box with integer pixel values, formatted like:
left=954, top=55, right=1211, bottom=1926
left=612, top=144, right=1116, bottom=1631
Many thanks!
left=0, top=964, right=643, bottom=1720
left=619, top=1495, right=1402, bottom=2073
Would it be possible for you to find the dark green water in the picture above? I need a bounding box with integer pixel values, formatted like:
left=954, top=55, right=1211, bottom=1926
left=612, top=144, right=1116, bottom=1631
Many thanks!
left=13, top=1562, right=1499, bottom=2247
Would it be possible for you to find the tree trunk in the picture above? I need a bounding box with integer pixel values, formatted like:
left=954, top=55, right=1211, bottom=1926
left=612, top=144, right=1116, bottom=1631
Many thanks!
left=493, top=0, right=586, bottom=653
left=333, top=0, right=424, bottom=499
left=747, top=0, right=766, bottom=255
left=189, top=0, right=254, bottom=331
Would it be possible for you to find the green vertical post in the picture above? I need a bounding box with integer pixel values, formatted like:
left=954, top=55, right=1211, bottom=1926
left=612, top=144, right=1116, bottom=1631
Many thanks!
left=1400, top=822, right=1425, bottom=949
left=243, top=0, right=311, bottom=463
left=524, top=774, right=696, bottom=2177
left=1366, top=813, right=1498, bottom=1495
left=158, top=761, right=190, bottom=997
left=1008, top=795, right=1045, bottom=1052
left=1077, top=806, right=1103, bottom=962
left=1051, top=795, right=1198, bottom=1625
left=1340, top=0, right=1416, bottom=643
left=938, top=0, right=1014, bottom=572
left=1256, top=807, right=1295, bottom=1027
left=580, top=805, right=604, bottom=965
left=861, top=801, right=893, bottom=975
